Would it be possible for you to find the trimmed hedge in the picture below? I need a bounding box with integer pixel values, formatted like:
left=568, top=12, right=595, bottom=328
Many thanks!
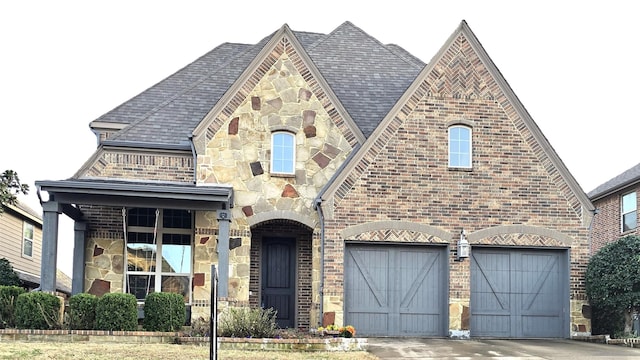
left=143, top=292, right=186, bottom=332
left=95, top=293, right=138, bottom=331
left=68, top=293, right=98, bottom=330
left=0, top=285, right=26, bottom=328
left=14, top=292, right=60, bottom=330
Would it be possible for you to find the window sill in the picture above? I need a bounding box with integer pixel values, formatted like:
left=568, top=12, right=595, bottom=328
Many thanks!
left=448, top=167, right=473, bottom=172
left=270, top=173, right=296, bottom=178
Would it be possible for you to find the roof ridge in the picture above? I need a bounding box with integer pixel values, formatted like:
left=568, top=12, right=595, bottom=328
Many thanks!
left=309, top=21, right=423, bottom=71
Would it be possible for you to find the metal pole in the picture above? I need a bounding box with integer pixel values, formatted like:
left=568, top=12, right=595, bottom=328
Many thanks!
left=210, top=265, right=217, bottom=360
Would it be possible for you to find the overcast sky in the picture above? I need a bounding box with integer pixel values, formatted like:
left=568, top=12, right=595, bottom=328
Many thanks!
left=1, top=1, right=639, bottom=275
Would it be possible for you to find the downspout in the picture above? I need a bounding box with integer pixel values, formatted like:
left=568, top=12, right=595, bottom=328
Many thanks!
left=313, top=197, right=325, bottom=327
left=588, top=208, right=600, bottom=256
left=312, top=143, right=361, bottom=327
left=189, top=136, right=197, bottom=183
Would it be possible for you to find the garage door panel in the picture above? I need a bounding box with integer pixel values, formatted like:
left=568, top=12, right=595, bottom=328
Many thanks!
left=472, top=252, right=511, bottom=313
left=474, top=314, right=511, bottom=337
left=348, top=313, right=388, bottom=336
left=471, top=249, right=567, bottom=338
left=345, top=245, right=446, bottom=337
left=399, top=250, right=440, bottom=310
left=346, top=249, right=389, bottom=309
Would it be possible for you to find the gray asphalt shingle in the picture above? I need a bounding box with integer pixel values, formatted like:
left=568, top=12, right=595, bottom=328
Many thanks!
left=95, top=22, right=425, bottom=147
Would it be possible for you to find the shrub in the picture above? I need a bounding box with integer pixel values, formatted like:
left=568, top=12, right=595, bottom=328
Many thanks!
left=0, top=285, right=26, bottom=328
left=218, top=307, right=277, bottom=338
left=14, top=292, right=60, bottom=329
left=143, top=292, right=185, bottom=332
left=586, top=235, right=640, bottom=336
left=68, top=293, right=98, bottom=330
left=188, top=316, right=210, bottom=337
left=0, top=258, right=21, bottom=287
left=95, top=293, right=138, bottom=331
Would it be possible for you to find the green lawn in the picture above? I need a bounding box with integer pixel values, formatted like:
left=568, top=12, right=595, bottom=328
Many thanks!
left=0, top=341, right=379, bottom=360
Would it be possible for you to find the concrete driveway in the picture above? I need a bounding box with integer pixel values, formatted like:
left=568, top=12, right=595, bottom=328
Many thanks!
left=367, top=338, right=640, bottom=359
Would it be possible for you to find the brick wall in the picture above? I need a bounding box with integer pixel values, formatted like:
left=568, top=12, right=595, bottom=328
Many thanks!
left=82, top=151, right=193, bottom=182
left=321, top=31, right=591, bottom=332
left=591, top=185, right=640, bottom=254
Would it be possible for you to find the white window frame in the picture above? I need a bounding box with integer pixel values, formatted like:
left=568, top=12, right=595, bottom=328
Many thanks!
left=270, top=131, right=296, bottom=175
left=621, top=191, right=637, bottom=233
left=448, top=125, right=472, bottom=168
left=125, top=208, right=193, bottom=303
left=22, top=222, right=34, bottom=258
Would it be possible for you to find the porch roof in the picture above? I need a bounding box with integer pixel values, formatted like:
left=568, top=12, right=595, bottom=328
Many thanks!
left=35, top=178, right=233, bottom=220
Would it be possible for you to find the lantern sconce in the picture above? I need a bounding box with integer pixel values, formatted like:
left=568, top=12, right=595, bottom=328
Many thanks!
left=457, top=229, right=470, bottom=261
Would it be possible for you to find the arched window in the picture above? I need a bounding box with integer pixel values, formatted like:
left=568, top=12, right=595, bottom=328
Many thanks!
left=448, top=125, right=472, bottom=168
left=271, top=132, right=295, bottom=175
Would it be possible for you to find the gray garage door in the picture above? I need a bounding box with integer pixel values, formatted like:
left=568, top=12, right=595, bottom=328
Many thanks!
left=471, top=248, right=568, bottom=338
left=344, top=244, right=447, bottom=336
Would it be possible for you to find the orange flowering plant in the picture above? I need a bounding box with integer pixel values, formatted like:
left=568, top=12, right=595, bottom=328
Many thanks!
left=316, top=324, right=356, bottom=337
left=339, top=325, right=356, bottom=338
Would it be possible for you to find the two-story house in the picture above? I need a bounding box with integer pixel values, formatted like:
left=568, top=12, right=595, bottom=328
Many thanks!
left=588, top=163, right=640, bottom=253
left=35, top=20, right=594, bottom=338
left=0, top=201, right=70, bottom=295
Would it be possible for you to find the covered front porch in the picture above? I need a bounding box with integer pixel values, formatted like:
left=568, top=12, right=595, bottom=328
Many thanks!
left=34, top=179, right=234, bottom=302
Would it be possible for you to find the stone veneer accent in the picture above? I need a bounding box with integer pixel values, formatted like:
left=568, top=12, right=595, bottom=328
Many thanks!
left=190, top=49, right=355, bottom=327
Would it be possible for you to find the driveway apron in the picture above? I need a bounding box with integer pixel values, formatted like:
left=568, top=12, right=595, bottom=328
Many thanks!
left=366, top=338, right=640, bottom=359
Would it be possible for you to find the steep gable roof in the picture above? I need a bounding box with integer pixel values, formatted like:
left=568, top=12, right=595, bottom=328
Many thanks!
left=304, top=21, right=424, bottom=137
left=90, top=22, right=424, bottom=149
left=321, top=20, right=594, bottom=223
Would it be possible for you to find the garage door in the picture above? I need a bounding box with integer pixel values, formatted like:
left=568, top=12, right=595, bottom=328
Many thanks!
left=344, top=244, right=447, bottom=336
left=471, top=248, right=568, bottom=338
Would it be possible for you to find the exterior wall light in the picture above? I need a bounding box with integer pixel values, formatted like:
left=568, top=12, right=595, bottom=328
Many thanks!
left=457, top=229, right=470, bottom=261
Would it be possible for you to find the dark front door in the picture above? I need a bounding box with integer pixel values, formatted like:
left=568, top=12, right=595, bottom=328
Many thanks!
left=261, top=237, right=296, bottom=328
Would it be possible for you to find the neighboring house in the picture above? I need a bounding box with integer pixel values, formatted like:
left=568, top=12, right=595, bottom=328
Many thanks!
left=35, top=21, right=594, bottom=338
left=588, top=162, right=640, bottom=253
left=0, top=202, right=71, bottom=296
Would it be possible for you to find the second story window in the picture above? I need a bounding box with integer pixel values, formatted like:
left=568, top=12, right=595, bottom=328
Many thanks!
left=271, top=132, right=295, bottom=175
left=22, top=222, right=34, bottom=258
left=448, top=125, right=472, bottom=168
left=621, top=192, right=637, bottom=232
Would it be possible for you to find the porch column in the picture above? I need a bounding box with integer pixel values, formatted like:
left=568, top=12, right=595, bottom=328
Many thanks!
left=72, top=221, right=87, bottom=295
left=40, top=201, right=62, bottom=293
left=217, top=209, right=231, bottom=297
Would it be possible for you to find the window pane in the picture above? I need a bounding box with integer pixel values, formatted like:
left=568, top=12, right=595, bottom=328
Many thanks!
left=449, top=126, right=471, bottom=168
left=162, top=234, right=191, bottom=273
left=23, top=239, right=33, bottom=257
left=622, top=192, right=637, bottom=213
left=272, top=133, right=295, bottom=173
left=623, top=211, right=637, bottom=232
left=128, top=208, right=157, bottom=227
left=128, top=274, right=155, bottom=301
left=127, top=232, right=157, bottom=272
left=23, top=223, right=33, bottom=240
left=161, top=275, right=189, bottom=302
left=163, top=209, right=191, bottom=229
